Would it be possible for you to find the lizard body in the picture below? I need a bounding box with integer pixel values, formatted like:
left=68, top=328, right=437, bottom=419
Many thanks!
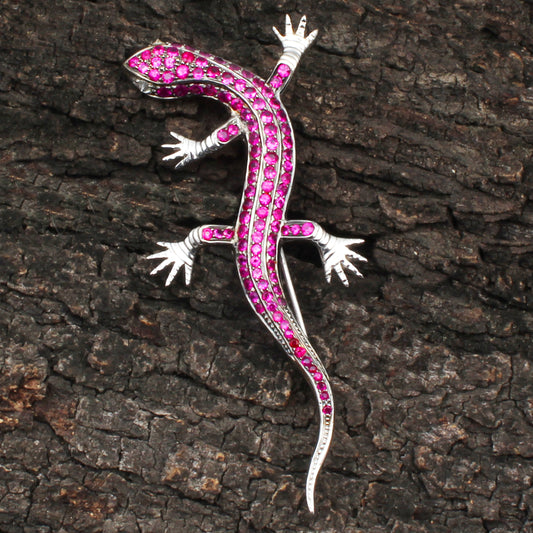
left=125, top=15, right=366, bottom=513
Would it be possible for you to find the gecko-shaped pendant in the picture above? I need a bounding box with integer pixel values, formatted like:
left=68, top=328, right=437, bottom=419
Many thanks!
left=125, top=15, right=366, bottom=513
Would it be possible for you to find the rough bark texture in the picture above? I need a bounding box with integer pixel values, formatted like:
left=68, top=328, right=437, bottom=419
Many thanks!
left=1, top=1, right=532, bottom=532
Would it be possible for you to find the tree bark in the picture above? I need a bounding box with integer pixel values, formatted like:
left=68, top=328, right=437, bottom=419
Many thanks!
left=1, top=1, right=532, bottom=531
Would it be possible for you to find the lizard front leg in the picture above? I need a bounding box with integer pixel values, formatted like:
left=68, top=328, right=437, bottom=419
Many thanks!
left=162, top=115, right=243, bottom=169
left=281, top=221, right=367, bottom=286
left=148, top=225, right=234, bottom=286
left=268, top=15, right=318, bottom=95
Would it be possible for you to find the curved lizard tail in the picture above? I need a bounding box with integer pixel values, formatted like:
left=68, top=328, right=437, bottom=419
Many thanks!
left=305, top=362, right=334, bottom=513
left=287, top=337, right=334, bottom=514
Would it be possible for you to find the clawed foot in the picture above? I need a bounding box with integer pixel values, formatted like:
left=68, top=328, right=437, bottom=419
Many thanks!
left=273, top=14, right=318, bottom=55
left=321, top=237, right=367, bottom=286
left=148, top=241, right=195, bottom=286
left=162, top=132, right=199, bottom=169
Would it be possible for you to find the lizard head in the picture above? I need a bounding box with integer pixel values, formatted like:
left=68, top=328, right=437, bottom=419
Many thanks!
left=124, top=42, right=204, bottom=99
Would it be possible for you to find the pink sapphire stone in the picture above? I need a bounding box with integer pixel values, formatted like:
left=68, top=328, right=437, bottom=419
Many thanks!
left=251, top=231, right=263, bottom=243
left=271, top=75, right=282, bottom=88
left=259, top=193, right=271, bottom=206
left=250, top=256, right=261, bottom=267
left=265, top=124, right=277, bottom=136
left=162, top=72, right=175, bottom=83
left=227, top=124, right=239, bottom=136
left=222, top=72, right=234, bottom=84
left=264, top=152, right=278, bottom=165
left=207, top=66, right=220, bottom=77
left=217, top=129, right=229, bottom=143
left=313, top=372, right=323, bottom=381
left=148, top=69, right=161, bottom=81
left=251, top=244, right=262, bottom=255
left=164, top=57, right=176, bottom=69
left=262, top=180, right=274, bottom=192
left=261, top=111, right=273, bottom=123
left=302, top=222, right=314, bottom=236
left=177, top=65, right=189, bottom=79
left=322, top=405, right=332, bottom=415
left=202, top=228, right=213, bottom=240
left=151, top=57, right=162, bottom=68
left=266, top=137, right=279, bottom=150
left=244, top=87, right=256, bottom=99
left=295, top=347, right=306, bottom=358
left=320, top=391, right=329, bottom=401
left=285, top=329, right=294, bottom=339
left=317, top=381, right=327, bottom=391
left=196, top=57, right=208, bottom=67
left=277, top=63, right=291, bottom=78
left=141, top=50, right=152, bottom=61
left=264, top=166, right=277, bottom=180
left=257, top=207, right=269, bottom=218
left=181, top=51, right=195, bottom=63
left=301, top=356, right=312, bottom=367
left=291, top=224, right=301, bottom=236
left=273, top=312, right=282, bottom=322
left=253, top=98, right=266, bottom=110
left=252, top=268, right=262, bottom=280
left=234, top=79, right=246, bottom=91
left=192, top=67, right=204, bottom=79
left=255, top=220, right=266, bottom=231
left=257, top=279, right=268, bottom=290
left=129, top=57, right=141, bottom=68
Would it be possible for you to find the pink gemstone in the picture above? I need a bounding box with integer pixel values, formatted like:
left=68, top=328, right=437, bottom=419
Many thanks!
left=251, top=244, right=262, bottom=255
left=181, top=51, right=195, bottom=63
left=257, top=279, right=268, bottom=290
left=238, top=255, right=247, bottom=265
left=262, top=180, right=274, bottom=192
left=151, top=57, right=162, bottom=68
left=128, top=57, right=141, bottom=68
left=164, top=57, right=176, bottom=69
left=192, top=67, right=204, bottom=79
left=273, top=311, right=283, bottom=322
left=250, top=256, right=261, bottom=267
left=268, top=303, right=277, bottom=312
left=196, top=56, right=208, bottom=67
left=281, top=123, right=291, bottom=135
left=259, top=193, right=271, bottom=206
left=273, top=284, right=282, bottom=295
left=280, top=320, right=290, bottom=331
left=240, top=211, right=251, bottom=223
left=255, top=220, right=266, bottom=231
left=322, top=405, right=332, bottom=415
left=162, top=71, right=175, bottom=83
left=153, top=45, right=165, bottom=55
left=277, top=109, right=287, bottom=122
left=250, top=145, right=261, bottom=158
left=314, top=372, right=324, bottom=381
left=320, top=391, right=329, bottom=401
left=250, top=291, right=259, bottom=303
left=242, top=70, right=253, bottom=78
left=219, top=91, right=232, bottom=103
left=255, top=303, right=265, bottom=314
left=214, top=228, right=224, bottom=239
left=249, top=132, right=260, bottom=146
left=257, top=207, right=269, bottom=218
left=223, top=228, right=234, bottom=239
left=249, top=159, right=259, bottom=171
left=207, top=66, right=220, bottom=77
left=271, top=221, right=280, bottom=232
left=302, top=222, right=314, bottom=236
left=239, top=266, right=249, bottom=278
left=277, top=297, right=286, bottom=306
left=243, top=198, right=253, bottom=210
left=295, top=347, right=306, bottom=358
left=267, top=245, right=276, bottom=257
left=269, top=271, right=278, bottom=283
left=271, top=75, right=282, bottom=88
left=141, top=50, right=152, bottom=61
left=267, top=234, right=276, bottom=244
left=148, top=69, right=161, bottom=81
left=260, top=111, right=273, bottom=123
left=244, top=279, right=254, bottom=290
left=248, top=120, right=258, bottom=132
left=252, top=268, right=262, bottom=279
left=285, top=329, right=294, bottom=339
left=291, top=224, right=301, bottom=236
left=156, top=87, right=172, bottom=97
left=274, top=197, right=285, bottom=209
left=270, top=98, right=281, bottom=110
left=283, top=136, right=293, bottom=149
left=277, top=63, right=291, bottom=78
left=266, top=137, right=279, bottom=150
left=283, top=159, right=293, bottom=172
left=166, top=47, right=180, bottom=57
left=301, top=356, right=312, bottom=366
left=264, top=166, right=277, bottom=180
left=244, top=87, right=256, bottom=99
left=308, top=365, right=317, bottom=373
left=252, top=231, right=263, bottom=243
left=265, top=152, right=278, bottom=165
left=245, top=186, right=255, bottom=198
left=202, top=228, right=213, bottom=240
left=228, top=124, right=239, bottom=136
left=177, top=65, right=189, bottom=78
left=264, top=124, right=277, bottom=136
left=238, top=226, right=248, bottom=238
left=281, top=225, right=290, bottom=236
left=317, top=381, right=327, bottom=391
left=222, top=72, right=234, bottom=84
left=267, top=260, right=276, bottom=271
left=273, top=209, right=283, bottom=221
left=262, top=85, right=274, bottom=98
left=262, top=291, right=273, bottom=303
left=253, top=98, right=266, bottom=110
left=232, top=99, right=244, bottom=111
left=238, top=240, right=247, bottom=252
left=234, top=79, right=246, bottom=91
left=173, top=85, right=188, bottom=96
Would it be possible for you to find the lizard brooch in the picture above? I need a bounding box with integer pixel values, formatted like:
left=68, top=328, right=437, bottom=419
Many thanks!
left=124, top=14, right=367, bottom=513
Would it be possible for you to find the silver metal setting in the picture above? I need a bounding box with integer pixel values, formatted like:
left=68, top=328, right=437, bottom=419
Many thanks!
left=125, top=14, right=367, bottom=514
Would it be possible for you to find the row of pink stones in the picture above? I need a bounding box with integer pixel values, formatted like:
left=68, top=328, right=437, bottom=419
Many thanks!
left=289, top=337, right=332, bottom=415
left=201, top=227, right=234, bottom=241
left=281, top=222, right=315, bottom=237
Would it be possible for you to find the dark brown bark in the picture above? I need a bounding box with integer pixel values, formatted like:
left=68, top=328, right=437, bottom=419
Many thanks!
left=1, top=1, right=532, bottom=531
